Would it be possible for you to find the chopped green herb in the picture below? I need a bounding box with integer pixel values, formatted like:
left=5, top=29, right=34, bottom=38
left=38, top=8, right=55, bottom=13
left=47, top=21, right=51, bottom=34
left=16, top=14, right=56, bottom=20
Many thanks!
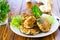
left=0, top=0, right=10, bottom=22
left=10, top=15, right=24, bottom=29
left=31, top=5, right=43, bottom=18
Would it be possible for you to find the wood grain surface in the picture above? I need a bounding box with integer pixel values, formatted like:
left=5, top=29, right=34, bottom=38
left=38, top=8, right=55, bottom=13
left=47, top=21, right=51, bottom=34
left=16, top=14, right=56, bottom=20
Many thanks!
left=0, top=0, right=60, bottom=40
left=0, top=25, right=60, bottom=40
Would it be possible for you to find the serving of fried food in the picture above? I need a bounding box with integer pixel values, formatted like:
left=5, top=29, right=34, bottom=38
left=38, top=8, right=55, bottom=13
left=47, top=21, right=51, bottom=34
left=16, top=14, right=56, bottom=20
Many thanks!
left=19, top=12, right=51, bottom=35
left=10, top=1, right=54, bottom=35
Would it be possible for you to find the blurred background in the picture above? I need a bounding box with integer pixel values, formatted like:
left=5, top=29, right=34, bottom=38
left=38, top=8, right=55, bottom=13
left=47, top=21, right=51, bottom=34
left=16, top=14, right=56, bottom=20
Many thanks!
left=8, top=0, right=60, bottom=18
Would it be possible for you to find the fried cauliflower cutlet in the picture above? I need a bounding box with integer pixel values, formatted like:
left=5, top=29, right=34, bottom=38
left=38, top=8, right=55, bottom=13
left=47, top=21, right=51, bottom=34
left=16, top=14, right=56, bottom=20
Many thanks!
left=37, top=17, right=50, bottom=32
left=21, top=13, right=28, bottom=18
left=26, top=2, right=40, bottom=10
left=30, top=26, right=40, bottom=35
left=21, top=13, right=30, bottom=20
left=26, top=2, right=34, bottom=10
left=20, top=25, right=40, bottom=35
left=20, top=25, right=30, bottom=34
left=24, top=16, right=36, bottom=28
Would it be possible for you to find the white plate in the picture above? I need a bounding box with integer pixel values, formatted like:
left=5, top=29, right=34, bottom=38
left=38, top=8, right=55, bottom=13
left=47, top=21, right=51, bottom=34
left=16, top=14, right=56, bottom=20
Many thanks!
left=0, top=18, right=8, bottom=26
left=10, top=14, right=60, bottom=38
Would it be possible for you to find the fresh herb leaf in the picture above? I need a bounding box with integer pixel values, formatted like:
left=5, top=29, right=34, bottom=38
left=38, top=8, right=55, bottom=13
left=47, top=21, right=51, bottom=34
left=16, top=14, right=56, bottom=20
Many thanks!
left=31, top=5, right=43, bottom=18
left=0, top=0, right=10, bottom=22
left=10, top=15, right=24, bottom=29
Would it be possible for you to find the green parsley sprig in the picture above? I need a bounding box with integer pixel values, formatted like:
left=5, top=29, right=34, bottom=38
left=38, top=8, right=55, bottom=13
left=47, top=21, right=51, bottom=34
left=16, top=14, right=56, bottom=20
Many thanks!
left=0, top=0, right=10, bottom=22
left=31, top=5, right=43, bottom=18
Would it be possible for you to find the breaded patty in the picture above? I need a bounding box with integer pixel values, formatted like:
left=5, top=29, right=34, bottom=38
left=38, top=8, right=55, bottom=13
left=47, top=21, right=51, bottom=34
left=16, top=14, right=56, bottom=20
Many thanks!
left=30, top=26, right=40, bottom=35
left=37, top=17, right=50, bottom=32
left=20, top=25, right=40, bottom=35
left=24, top=16, right=36, bottom=28
left=20, top=26, right=30, bottom=34
left=26, top=2, right=34, bottom=9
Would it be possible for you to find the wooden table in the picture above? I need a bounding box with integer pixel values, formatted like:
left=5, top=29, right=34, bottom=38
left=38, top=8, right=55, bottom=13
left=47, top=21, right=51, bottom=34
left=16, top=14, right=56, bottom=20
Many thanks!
left=0, top=25, right=60, bottom=40
left=0, top=0, right=60, bottom=40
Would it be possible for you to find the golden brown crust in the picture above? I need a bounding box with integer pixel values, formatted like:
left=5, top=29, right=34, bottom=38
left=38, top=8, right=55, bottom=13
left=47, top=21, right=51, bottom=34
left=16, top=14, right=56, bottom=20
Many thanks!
left=20, top=25, right=40, bottom=35
left=26, top=2, right=34, bottom=9
left=37, top=17, right=50, bottom=32
left=24, top=16, right=36, bottom=28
